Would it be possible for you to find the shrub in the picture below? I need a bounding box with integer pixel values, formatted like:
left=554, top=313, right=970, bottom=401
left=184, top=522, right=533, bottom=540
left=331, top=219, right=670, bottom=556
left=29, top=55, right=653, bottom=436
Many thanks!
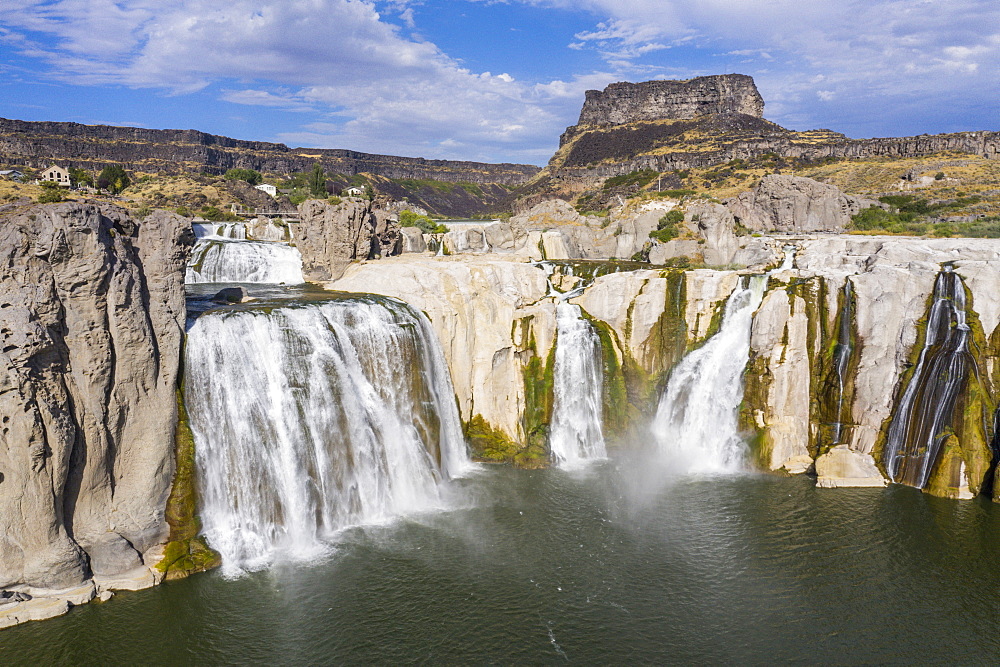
left=935, top=172, right=946, bottom=180
left=603, top=169, right=658, bottom=190
left=224, top=168, right=263, bottom=185
left=37, top=183, right=64, bottom=203
left=199, top=206, right=240, bottom=222
left=649, top=209, right=685, bottom=243
left=399, top=209, right=449, bottom=234
left=97, top=165, right=131, bottom=194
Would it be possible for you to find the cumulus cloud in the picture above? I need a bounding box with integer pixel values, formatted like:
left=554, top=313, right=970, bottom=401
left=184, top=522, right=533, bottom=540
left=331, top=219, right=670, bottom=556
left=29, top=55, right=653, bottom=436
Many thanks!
left=474, top=0, right=1000, bottom=135
left=0, top=0, right=585, bottom=162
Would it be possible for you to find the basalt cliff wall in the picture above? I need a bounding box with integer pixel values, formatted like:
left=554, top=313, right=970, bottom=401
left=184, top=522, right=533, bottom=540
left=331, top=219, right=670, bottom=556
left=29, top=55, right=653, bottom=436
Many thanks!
left=0, top=118, right=540, bottom=186
left=1, top=203, right=194, bottom=626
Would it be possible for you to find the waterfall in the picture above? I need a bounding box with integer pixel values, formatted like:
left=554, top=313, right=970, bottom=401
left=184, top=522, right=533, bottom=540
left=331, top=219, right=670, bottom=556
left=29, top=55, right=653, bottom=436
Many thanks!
left=193, top=222, right=247, bottom=240
left=829, top=279, right=855, bottom=446
left=883, top=269, right=973, bottom=489
left=186, top=239, right=304, bottom=284
left=184, top=297, right=469, bottom=574
left=650, top=249, right=794, bottom=473
left=549, top=301, right=607, bottom=467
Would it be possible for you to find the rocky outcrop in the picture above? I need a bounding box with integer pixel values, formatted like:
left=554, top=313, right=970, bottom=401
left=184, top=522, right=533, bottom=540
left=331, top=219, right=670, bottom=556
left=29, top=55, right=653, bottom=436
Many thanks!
left=539, top=74, right=998, bottom=198
left=728, top=175, right=879, bottom=233
left=295, top=198, right=402, bottom=281
left=0, top=202, right=193, bottom=625
left=570, top=75, right=764, bottom=136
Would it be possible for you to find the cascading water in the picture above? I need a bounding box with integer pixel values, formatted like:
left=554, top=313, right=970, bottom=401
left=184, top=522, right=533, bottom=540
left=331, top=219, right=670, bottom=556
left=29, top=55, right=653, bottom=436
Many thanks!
left=184, top=297, right=469, bottom=575
left=549, top=300, right=607, bottom=467
left=650, top=248, right=794, bottom=473
left=828, top=279, right=855, bottom=447
left=193, top=222, right=247, bottom=240
left=186, top=238, right=304, bottom=284
left=883, top=268, right=973, bottom=489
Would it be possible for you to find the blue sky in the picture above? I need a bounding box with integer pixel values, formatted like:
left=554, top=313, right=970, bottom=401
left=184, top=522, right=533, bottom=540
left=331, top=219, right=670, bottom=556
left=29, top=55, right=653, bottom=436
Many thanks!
left=1, top=1, right=997, bottom=166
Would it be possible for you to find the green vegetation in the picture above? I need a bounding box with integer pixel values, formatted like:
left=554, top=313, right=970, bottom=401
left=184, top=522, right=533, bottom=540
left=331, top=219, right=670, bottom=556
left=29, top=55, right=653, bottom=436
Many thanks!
left=37, top=181, right=64, bottom=203
left=69, top=167, right=93, bottom=188
left=157, top=391, right=221, bottom=579
left=199, top=205, right=240, bottom=222
left=649, top=209, right=684, bottom=243
left=224, top=168, right=263, bottom=185
left=851, top=193, right=996, bottom=236
left=97, top=165, right=131, bottom=194
left=309, top=163, right=326, bottom=197
left=654, top=188, right=697, bottom=199
left=603, top=169, right=658, bottom=190
left=399, top=209, right=449, bottom=234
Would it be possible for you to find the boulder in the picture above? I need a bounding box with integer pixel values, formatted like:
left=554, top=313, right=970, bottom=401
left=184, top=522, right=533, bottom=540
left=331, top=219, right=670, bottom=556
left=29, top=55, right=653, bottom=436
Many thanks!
left=728, top=175, right=878, bottom=233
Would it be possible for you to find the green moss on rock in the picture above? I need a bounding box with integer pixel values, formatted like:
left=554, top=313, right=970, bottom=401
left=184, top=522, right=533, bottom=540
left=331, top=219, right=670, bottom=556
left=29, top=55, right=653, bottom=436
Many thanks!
left=157, top=389, right=221, bottom=580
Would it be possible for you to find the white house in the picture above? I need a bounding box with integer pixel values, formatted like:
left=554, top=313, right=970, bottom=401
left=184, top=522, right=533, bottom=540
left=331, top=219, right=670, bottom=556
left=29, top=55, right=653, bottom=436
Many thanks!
left=344, top=186, right=365, bottom=197
left=255, top=183, right=277, bottom=198
left=39, top=165, right=71, bottom=187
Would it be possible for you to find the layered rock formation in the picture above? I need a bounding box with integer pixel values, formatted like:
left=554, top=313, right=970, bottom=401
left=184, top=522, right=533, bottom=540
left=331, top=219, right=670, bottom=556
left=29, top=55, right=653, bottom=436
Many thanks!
left=0, top=202, right=193, bottom=626
left=0, top=117, right=539, bottom=186
left=536, top=73, right=999, bottom=198
left=570, top=74, right=764, bottom=136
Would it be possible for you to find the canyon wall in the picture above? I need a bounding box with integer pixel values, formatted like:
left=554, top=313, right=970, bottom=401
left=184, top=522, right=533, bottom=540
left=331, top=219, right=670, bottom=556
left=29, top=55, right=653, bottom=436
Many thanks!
left=0, top=118, right=540, bottom=186
left=0, top=203, right=193, bottom=625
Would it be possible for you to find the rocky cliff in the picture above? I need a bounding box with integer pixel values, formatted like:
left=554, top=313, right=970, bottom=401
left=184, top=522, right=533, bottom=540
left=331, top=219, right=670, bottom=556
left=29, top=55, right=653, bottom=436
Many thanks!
left=535, top=74, right=999, bottom=203
left=321, top=231, right=1000, bottom=501
left=0, top=118, right=540, bottom=187
left=0, top=202, right=193, bottom=626
left=568, top=74, right=764, bottom=139
left=296, top=198, right=402, bottom=281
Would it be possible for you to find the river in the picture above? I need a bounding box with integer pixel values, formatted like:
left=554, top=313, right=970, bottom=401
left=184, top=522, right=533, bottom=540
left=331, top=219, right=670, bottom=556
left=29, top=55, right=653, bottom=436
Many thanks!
left=5, top=465, right=1000, bottom=663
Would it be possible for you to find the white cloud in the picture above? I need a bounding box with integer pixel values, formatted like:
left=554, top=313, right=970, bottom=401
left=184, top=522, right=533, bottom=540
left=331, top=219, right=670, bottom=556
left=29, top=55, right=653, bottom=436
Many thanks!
left=0, top=0, right=582, bottom=162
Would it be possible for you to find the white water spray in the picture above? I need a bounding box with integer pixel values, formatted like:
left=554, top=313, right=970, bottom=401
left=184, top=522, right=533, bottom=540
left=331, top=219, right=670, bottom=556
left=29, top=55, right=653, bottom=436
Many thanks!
left=184, top=298, right=469, bottom=575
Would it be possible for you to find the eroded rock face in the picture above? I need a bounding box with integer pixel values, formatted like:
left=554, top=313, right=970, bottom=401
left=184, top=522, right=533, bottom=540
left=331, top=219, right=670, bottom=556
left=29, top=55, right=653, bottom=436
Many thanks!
left=728, top=175, right=878, bottom=233
left=575, top=75, right=764, bottom=128
left=0, top=203, right=192, bottom=590
left=296, top=199, right=401, bottom=281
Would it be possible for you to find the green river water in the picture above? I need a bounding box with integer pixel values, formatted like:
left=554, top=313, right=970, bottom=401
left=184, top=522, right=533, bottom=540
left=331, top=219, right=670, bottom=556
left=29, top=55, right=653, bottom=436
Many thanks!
left=4, top=462, right=1000, bottom=664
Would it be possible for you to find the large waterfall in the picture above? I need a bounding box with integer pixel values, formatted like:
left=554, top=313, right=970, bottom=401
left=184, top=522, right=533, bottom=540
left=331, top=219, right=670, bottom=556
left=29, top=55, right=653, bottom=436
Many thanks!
left=186, top=238, right=304, bottom=284
left=184, top=297, right=469, bottom=574
left=883, top=268, right=973, bottom=488
left=651, top=251, right=793, bottom=473
left=549, top=301, right=607, bottom=467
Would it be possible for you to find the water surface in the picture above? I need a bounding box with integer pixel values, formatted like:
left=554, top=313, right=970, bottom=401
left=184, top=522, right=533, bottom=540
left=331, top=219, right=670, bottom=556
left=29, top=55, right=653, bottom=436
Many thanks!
left=4, top=467, right=1000, bottom=664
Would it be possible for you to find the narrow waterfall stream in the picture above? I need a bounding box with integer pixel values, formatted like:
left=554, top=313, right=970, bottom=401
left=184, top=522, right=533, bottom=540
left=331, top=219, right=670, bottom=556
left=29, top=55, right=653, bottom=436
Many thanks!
left=186, top=238, right=304, bottom=284
left=549, top=300, right=607, bottom=467
left=829, top=279, right=855, bottom=447
left=184, top=297, right=469, bottom=575
left=651, top=250, right=794, bottom=472
left=883, top=268, right=974, bottom=488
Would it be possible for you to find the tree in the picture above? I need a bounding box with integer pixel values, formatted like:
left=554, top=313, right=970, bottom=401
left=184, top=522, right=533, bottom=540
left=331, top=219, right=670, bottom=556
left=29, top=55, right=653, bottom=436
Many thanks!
left=37, top=182, right=64, bottom=203
left=69, top=167, right=93, bottom=188
left=224, top=168, right=263, bottom=185
left=309, top=163, right=326, bottom=197
left=97, top=165, right=130, bottom=194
